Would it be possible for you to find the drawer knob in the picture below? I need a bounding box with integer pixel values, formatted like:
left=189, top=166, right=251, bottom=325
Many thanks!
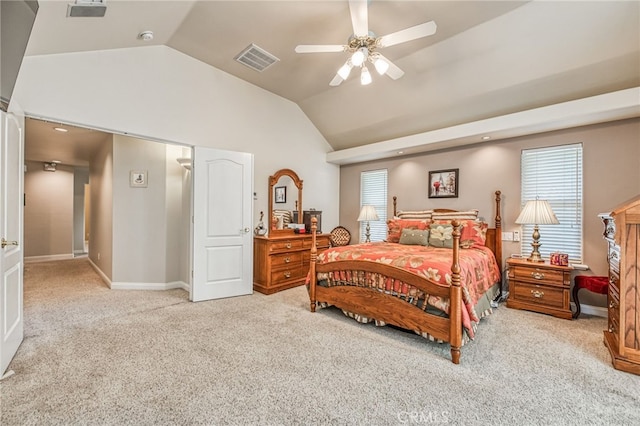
left=609, top=300, right=617, bottom=309
left=284, top=271, right=291, bottom=278
left=286, top=242, right=292, bottom=249
left=531, top=272, right=545, bottom=280
left=608, top=325, right=616, bottom=333
left=284, top=257, right=290, bottom=263
left=531, top=289, right=544, bottom=298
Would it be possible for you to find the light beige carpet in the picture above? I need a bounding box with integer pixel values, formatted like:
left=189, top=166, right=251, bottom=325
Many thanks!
left=1, top=258, right=639, bottom=425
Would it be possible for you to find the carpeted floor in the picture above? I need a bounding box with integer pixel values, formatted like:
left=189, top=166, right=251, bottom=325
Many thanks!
left=1, top=258, right=639, bottom=425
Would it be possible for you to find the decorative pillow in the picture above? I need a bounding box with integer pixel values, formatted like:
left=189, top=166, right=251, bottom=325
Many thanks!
left=431, top=209, right=479, bottom=220
left=432, top=219, right=488, bottom=248
left=398, top=228, right=430, bottom=246
left=396, top=210, right=433, bottom=220
left=387, top=219, right=430, bottom=243
left=428, top=224, right=454, bottom=248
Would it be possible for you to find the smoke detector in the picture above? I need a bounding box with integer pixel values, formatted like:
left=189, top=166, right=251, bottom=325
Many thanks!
left=138, top=31, right=154, bottom=42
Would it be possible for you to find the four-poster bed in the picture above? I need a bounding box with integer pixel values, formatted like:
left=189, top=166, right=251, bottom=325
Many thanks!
left=307, top=191, right=503, bottom=364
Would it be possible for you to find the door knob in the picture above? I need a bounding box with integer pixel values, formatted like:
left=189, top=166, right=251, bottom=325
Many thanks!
left=1, top=238, right=18, bottom=249
left=243, top=227, right=250, bottom=233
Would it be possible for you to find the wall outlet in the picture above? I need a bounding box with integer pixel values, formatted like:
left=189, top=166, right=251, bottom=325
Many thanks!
left=97, top=253, right=101, bottom=260
left=513, top=230, right=520, bottom=242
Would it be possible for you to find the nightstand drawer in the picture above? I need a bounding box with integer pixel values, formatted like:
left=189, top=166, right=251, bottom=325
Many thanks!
left=512, top=266, right=566, bottom=287
left=513, top=282, right=565, bottom=308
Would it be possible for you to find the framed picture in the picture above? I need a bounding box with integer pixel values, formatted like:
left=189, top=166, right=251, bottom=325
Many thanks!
left=130, top=170, right=148, bottom=188
left=275, top=186, right=286, bottom=203
left=428, top=168, right=458, bottom=198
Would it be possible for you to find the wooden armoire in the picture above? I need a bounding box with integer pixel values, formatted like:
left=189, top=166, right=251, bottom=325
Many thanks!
left=599, top=195, right=640, bottom=375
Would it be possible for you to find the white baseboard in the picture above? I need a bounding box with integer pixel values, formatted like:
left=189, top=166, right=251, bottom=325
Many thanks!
left=111, top=281, right=189, bottom=291
left=571, top=302, right=607, bottom=318
left=25, top=254, right=74, bottom=263
left=87, top=258, right=112, bottom=288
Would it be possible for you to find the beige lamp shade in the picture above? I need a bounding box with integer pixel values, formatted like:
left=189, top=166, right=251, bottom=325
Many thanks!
left=357, top=205, right=379, bottom=222
left=515, top=199, right=559, bottom=225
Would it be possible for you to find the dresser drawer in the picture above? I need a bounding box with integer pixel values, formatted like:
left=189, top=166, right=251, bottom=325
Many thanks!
left=513, top=282, right=565, bottom=308
left=512, top=266, right=566, bottom=287
left=271, top=252, right=302, bottom=269
left=271, top=267, right=307, bottom=284
left=302, top=236, right=330, bottom=250
left=269, top=239, right=304, bottom=253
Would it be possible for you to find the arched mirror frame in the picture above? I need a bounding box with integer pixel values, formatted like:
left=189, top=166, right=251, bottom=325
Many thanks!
left=268, top=168, right=303, bottom=235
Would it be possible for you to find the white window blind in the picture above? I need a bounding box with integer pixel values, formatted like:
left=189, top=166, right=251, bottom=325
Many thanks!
left=360, top=169, right=388, bottom=242
left=520, top=143, right=583, bottom=262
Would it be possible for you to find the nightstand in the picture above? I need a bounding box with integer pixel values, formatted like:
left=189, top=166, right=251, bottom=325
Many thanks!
left=506, top=258, right=573, bottom=319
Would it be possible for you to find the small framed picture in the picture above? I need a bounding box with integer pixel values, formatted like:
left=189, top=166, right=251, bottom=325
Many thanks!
left=275, top=186, right=286, bottom=203
left=428, top=168, right=458, bottom=198
left=130, top=170, right=148, bottom=188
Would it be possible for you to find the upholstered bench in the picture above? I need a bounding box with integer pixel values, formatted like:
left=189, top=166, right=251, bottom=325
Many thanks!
left=572, top=275, right=608, bottom=318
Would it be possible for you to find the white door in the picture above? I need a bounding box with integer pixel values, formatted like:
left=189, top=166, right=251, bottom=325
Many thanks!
left=0, top=111, right=24, bottom=376
left=191, top=147, right=253, bottom=302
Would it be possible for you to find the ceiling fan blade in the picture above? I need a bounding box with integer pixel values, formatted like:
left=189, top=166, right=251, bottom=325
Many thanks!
left=377, top=21, right=437, bottom=47
left=349, top=0, right=369, bottom=37
left=377, top=54, right=405, bottom=80
left=329, top=73, right=344, bottom=86
left=295, top=45, right=345, bottom=53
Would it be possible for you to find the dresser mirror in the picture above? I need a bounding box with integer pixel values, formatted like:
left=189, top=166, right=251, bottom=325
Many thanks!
left=268, top=168, right=303, bottom=235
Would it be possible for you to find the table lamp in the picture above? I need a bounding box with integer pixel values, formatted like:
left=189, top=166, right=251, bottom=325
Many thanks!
left=515, top=199, right=559, bottom=262
left=357, top=205, right=379, bottom=243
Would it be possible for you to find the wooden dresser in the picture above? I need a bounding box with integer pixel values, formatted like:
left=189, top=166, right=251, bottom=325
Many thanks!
left=506, top=258, right=573, bottom=319
left=599, top=195, right=640, bottom=375
left=253, top=233, right=330, bottom=294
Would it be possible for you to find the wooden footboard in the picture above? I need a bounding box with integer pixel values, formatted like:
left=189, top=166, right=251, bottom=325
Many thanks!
left=308, top=217, right=464, bottom=364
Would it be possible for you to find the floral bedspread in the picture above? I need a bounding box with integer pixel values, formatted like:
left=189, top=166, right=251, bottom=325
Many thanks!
left=314, top=242, right=501, bottom=339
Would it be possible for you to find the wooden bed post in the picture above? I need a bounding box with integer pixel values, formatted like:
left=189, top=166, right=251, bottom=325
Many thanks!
left=309, top=217, right=318, bottom=312
left=494, top=190, right=502, bottom=274
left=449, top=219, right=462, bottom=364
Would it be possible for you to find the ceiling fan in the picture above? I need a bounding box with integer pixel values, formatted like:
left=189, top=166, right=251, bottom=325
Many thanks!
left=295, top=0, right=437, bottom=86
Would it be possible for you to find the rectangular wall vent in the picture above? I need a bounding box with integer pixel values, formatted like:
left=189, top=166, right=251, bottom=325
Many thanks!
left=67, top=0, right=107, bottom=17
left=234, top=43, right=279, bottom=72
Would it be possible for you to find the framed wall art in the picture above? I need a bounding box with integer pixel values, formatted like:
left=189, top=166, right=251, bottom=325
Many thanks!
left=275, top=186, right=286, bottom=203
left=130, top=170, right=148, bottom=188
left=428, top=168, right=458, bottom=198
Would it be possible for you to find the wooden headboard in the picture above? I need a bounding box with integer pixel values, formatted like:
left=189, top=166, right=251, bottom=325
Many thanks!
left=392, top=190, right=503, bottom=273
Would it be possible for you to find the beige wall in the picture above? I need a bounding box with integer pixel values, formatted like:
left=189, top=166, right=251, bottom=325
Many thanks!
left=24, top=161, right=74, bottom=257
left=340, top=118, right=640, bottom=308
left=112, top=135, right=170, bottom=284
left=89, top=137, right=113, bottom=278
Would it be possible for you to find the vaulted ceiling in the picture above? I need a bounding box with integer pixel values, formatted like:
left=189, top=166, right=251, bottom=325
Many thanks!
left=23, top=0, right=640, bottom=166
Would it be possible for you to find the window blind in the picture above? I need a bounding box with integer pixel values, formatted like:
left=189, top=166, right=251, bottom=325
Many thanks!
left=360, top=169, right=388, bottom=242
left=520, top=143, right=583, bottom=262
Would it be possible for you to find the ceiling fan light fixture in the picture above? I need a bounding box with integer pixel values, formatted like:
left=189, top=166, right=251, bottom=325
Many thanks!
left=360, top=66, right=372, bottom=85
left=374, top=57, right=389, bottom=75
left=337, top=62, right=353, bottom=80
left=351, top=47, right=367, bottom=67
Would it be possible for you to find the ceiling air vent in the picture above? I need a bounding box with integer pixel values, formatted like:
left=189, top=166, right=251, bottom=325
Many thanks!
left=234, top=43, right=279, bottom=72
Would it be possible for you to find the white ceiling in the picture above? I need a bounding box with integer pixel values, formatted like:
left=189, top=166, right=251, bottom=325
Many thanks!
left=23, top=0, right=640, bottom=166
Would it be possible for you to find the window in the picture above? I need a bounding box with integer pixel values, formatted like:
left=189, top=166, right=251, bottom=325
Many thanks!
left=360, top=169, right=388, bottom=242
left=520, top=143, right=583, bottom=262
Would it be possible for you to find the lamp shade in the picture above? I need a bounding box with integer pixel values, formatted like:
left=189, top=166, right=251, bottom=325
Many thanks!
left=357, top=205, right=379, bottom=222
left=515, top=199, right=559, bottom=225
